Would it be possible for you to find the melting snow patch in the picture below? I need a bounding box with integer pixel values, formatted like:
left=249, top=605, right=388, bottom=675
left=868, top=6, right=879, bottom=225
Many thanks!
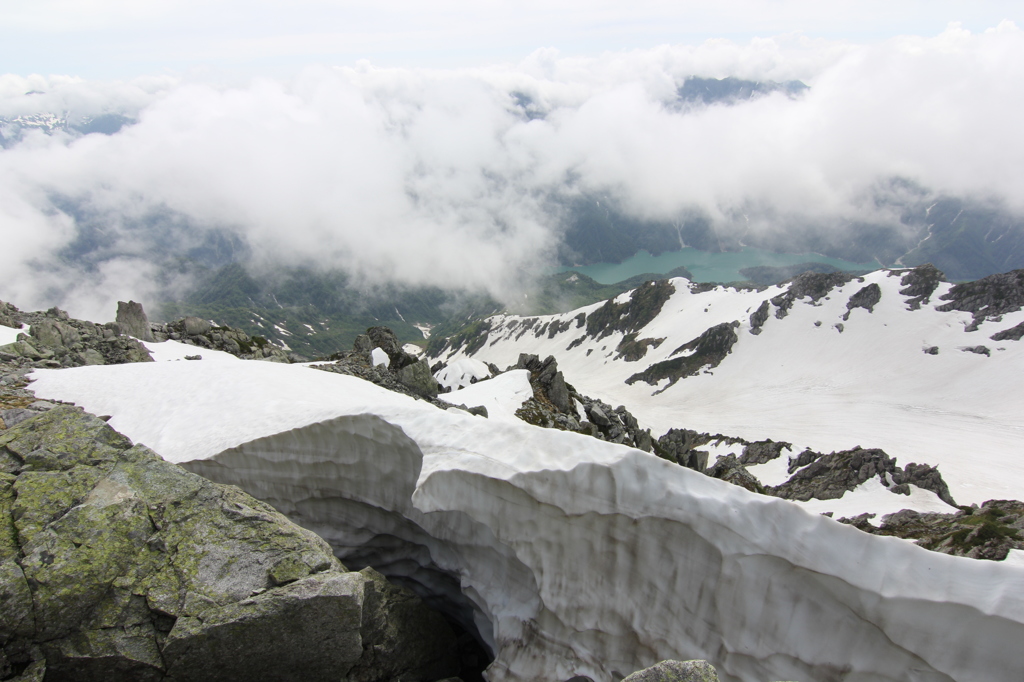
left=142, top=340, right=240, bottom=363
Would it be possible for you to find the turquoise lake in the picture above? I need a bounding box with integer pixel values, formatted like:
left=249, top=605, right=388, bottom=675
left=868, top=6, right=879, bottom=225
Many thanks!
left=559, top=247, right=881, bottom=284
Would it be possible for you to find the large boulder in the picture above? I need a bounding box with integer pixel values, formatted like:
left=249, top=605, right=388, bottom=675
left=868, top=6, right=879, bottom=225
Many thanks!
left=397, top=359, right=440, bottom=399
left=116, top=301, right=156, bottom=342
left=0, top=407, right=459, bottom=681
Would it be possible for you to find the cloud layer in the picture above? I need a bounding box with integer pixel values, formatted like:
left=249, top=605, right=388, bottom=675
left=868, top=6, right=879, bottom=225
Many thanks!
left=1, top=24, right=1022, bottom=320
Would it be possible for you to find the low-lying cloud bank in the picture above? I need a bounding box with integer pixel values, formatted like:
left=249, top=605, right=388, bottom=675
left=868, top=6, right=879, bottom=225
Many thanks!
left=1, top=22, right=1022, bottom=320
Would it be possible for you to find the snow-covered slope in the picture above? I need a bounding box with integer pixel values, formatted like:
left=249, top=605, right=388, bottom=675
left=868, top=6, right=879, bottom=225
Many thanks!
left=433, top=269, right=1024, bottom=511
left=29, top=359, right=1024, bottom=682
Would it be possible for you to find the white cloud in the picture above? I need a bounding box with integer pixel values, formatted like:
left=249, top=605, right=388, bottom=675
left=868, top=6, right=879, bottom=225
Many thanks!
left=0, top=24, right=1021, bottom=317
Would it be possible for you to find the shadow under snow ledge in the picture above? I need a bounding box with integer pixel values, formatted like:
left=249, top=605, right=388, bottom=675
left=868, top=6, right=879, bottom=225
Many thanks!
left=28, top=359, right=1024, bottom=682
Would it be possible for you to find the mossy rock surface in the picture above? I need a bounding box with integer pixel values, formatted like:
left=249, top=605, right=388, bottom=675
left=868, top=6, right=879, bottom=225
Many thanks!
left=0, top=406, right=458, bottom=681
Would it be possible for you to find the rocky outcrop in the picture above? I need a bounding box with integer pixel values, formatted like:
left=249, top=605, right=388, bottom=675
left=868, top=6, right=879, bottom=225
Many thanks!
left=770, top=271, right=857, bottom=319
left=625, top=322, right=739, bottom=390
left=0, top=406, right=459, bottom=681
left=705, top=454, right=764, bottom=494
left=316, top=328, right=443, bottom=404
left=845, top=500, right=1024, bottom=561
left=772, top=446, right=957, bottom=507
left=115, top=301, right=155, bottom=342
left=508, top=355, right=653, bottom=451
left=0, top=304, right=153, bottom=370
left=991, top=320, right=1024, bottom=341
left=842, top=282, right=881, bottom=320
left=149, top=317, right=291, bottom=363
left=584, top=280, right=675, bottom=341
left=936, top=268, right=1024, bottom=331
left=621, top=660, right=720, bottom=682
left=747, top=300, right=770, bottom=335
left=898, top=264, right=945, bottom=310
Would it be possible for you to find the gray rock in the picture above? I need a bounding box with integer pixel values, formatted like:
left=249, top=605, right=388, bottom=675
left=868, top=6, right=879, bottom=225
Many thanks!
left=1, top=409, right=35, bottom=428
left=30, top=319, right=80, bottom=348
left=586, top=405, right=611, bottom=427
left=182, top=316, right=212, bottom=337
left=397, top=359, right=440, bottom=398
left=748, top=299, right=770, bottom=335
left=116, top=301, right=155, bottom=342
left=622, top=659, right=719, bottom=682
left=842, top=282, right=882, bottom=320
left=77, top=348, right=106, bottom=366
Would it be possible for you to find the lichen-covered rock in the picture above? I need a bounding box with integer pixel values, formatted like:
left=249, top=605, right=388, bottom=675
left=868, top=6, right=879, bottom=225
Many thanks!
left=621, top=659, right=719, bottom=682
left=847, top=500, right=1024, bottom=561
left=0, top=406, right=459, bottom=681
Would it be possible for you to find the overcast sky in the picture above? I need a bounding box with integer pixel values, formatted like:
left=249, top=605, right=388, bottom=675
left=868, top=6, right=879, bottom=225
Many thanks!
left=0, top=2, right=1021, bottom=320
left=0, top=0, right=1019, bottom=78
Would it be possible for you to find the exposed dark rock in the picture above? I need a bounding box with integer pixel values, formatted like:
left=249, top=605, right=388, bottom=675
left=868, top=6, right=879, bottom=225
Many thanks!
left=739, top=440, right=792, bottom=466
left=748, top=300, right=770, bottom=336
left=614, top=334, right=666, bottom=362
left=653, top=430, right=745, bottom=471
left=625, top=322, right=739, bottom=389
left=787, top=448, right=822, bottom=474
left=115, top=301, right=156, bottom=342
left=770, top=271, right=857, bottom=319
left=509, top=355, right=652, bottom=451
left=584, top=280, right=675, bottom=340
left=936, top=268, right=1024, bottom=331
left=991, top=320, right=1024, bottom=341
left=899, top=264, right=945, bottom=310
left=901, top=462, right=957, bottom=507
left=842, top=283, right=882, bottom=320
left=365, top=326, right=418, bottom=371
left=775, top=447, right=899, bottom=501
left=962, top=345, right=991, bottom=356
left=773, top=446, right=958, bottom=508
left=924, top=346, right=940, bottom=355
left=705, top=454, right=764, bottom=494
left=0, top=407, right=459, bottom=681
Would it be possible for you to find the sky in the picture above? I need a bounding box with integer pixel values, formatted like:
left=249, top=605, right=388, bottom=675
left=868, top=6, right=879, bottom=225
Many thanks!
left=0, top=1, right=1020, bottom=78
left=0, top=1, right=1021, bottom=320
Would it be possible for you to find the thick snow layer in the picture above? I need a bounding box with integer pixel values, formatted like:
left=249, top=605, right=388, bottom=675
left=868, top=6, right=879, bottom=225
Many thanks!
left=440, top=370, right=533, bottom=422
left=142, top=339, right=240, bottom=363
left=0, top=324, right=25, bottom=345
left=440, top=271, right=1024, bottom=510
left=29, top=360, right=1024, bottom=682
